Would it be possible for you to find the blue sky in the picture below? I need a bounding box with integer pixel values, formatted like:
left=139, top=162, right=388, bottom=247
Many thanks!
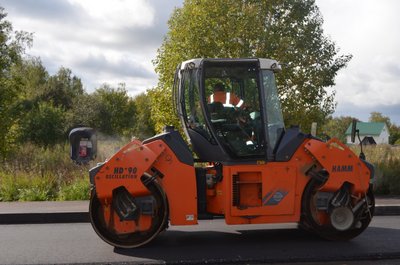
left=1, top=0, right=399, bottom=125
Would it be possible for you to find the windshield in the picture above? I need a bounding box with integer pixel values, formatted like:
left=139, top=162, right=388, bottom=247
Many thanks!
left=261, top=70, right=285, bottom=150
left=203, top=62, right=266, bottom=157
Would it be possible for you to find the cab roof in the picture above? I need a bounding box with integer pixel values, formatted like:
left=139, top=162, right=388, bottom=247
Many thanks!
left=179, top=58, right=281, bottom=71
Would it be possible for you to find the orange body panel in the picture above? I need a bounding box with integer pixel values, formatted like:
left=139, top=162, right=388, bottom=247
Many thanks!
left=93, top=136, right=371, bottom=230
left=205, top=181, right=225, bottom=215
left=94, top=139, right=198, bottom=228
left=150, top=141, right=198, bottom=225
left=222, top=145, right=313, bottom=225
left=305, top=138, right=371, bottom=194
left=94, top=139, right=165, bottom=200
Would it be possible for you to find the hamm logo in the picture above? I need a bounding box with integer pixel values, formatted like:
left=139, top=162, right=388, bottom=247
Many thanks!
left=332, top=165, right=353, bottom=172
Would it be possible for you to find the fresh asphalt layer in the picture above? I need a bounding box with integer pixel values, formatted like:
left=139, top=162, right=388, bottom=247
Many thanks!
left=0, top=196, right=399, bottom=224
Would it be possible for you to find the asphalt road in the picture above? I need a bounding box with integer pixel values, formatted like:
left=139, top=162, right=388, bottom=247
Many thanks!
left=1, top=216, right=400, bottom=265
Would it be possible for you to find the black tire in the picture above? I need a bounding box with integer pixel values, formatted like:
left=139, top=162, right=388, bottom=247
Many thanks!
left=89, top=174, right=168, bottom=248
left=301, top=179, right=374, bottom=241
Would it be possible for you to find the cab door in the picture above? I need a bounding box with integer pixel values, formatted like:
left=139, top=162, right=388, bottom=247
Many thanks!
left=200, top=59, right=268, bottom=160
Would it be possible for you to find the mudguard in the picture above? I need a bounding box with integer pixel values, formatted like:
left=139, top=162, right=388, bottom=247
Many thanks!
left=91, top=138, right=198, bottom=225
left=304, top=138, right=371, bottom=194
left=93, top=139, right=165, bottom=200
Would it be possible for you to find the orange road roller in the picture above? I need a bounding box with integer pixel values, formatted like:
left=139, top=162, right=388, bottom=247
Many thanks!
left=89, top=58, right=374, bottom=248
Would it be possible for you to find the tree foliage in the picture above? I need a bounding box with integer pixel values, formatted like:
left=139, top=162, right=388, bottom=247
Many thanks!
left=91, top=84, right=136, bottom=137
left=7, top=57, right=85, bottom=147
left=131, top=93, right=156, bottom=139
left=321, top=116, right=356, bottom=143
left=369, top=112, right=391, bottom=127
left=390, top=128, right=400, bottom=145
left=0, top=8, right=33, bottom=157
left=68, top=87, right=155, bottom=140
left=0, top=8, right=32, bottom=73
left=67, top=93, right=103, bottom=130
left=18, top=101, right=66, bottom=146
left=41, top=67, right=84, bottom=110
left=151, top=0, right=351, bottom=133
left=369, top=112, right=400, bottom=145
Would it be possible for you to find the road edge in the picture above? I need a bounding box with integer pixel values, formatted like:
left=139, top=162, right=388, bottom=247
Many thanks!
left=0, top=205, right=399, bottom=225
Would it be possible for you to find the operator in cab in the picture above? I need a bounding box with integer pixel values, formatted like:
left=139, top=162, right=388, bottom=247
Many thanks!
left=208, top=82, right=253, bottom=139
left=209, top=82, right=244, bottom=108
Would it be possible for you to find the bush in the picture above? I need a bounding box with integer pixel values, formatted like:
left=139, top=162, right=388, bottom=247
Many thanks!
left=0, top=173, right=57, bottom=201
left=351, top=145, right=400, bottom=195
left=18, top=101, right=67, bottom=147
left=58, top=177, right=90, bottom=201
left=374, top=157, right=400, bottom=195
left=0, top=173, right=19, bottom=201
left=17, top=174, right=57, bottom=201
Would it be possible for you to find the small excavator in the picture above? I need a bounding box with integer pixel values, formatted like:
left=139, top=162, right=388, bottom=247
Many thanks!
left=88, top=58, right=375, bottom=248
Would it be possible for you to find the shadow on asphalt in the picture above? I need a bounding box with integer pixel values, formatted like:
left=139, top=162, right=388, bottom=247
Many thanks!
left=114, top=227, right=400, bottom=264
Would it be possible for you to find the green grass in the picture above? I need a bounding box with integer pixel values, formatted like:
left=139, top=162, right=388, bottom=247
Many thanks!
left=350, top=145, right=400, bottom=195
left=0, top=173, right=19, bottom=201
left=58, top=177, right=90, bottom=201
left=0, top=172, right=90, bottom=202
left=0, top=172, right=57, bottom=201
left=0, top=139, right=128, bottom=201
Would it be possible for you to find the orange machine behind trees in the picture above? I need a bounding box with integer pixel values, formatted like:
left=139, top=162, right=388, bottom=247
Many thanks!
left=89, top=58, right=375, bottom=248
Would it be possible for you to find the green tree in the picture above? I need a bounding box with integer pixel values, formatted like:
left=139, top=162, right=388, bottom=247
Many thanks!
left=0, top=7, right=33, bottom=157
left=10, top=57, right=48, bottom=100
left=5, top=56, right=86, bottom=147
left=92, top=84, right=136, bottom=136
left=131, top=92, right=156, bottom=140
left=67, top=84, right=142, bottom=138
left=369, top=112, right=391, bottom=127
left=66, top=92, right=103, bottom=129
left=151, top=0, right=351, bottom=133
left=9, top=58, right=76, bottom=147
left=41, top=67, right=83, bottom=110
left=321, top=116, right=356, bottom=143
left=18, top=101, right=66, bottom=146
left=389, top=125, right=400, bottom=145
left=369, top=112, right=400, bottom=144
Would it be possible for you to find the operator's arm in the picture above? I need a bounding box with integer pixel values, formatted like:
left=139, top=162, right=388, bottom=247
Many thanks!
left=231, top=93, right=244, bottom=108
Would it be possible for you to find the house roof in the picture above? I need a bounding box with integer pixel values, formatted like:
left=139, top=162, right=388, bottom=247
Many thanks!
left=345, top=122, right=386, bottom=136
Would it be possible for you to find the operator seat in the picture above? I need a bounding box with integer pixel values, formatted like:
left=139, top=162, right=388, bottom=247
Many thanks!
left=207, top=102, right=224, bottom=121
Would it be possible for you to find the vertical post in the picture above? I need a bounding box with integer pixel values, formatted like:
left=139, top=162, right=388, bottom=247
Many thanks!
left=311, top=122, right=317, bottom=137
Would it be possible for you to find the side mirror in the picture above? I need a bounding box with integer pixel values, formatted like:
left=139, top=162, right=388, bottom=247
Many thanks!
left=351, top=119, right=357, bottom=143
left=271, top=62, right=282, bottom=73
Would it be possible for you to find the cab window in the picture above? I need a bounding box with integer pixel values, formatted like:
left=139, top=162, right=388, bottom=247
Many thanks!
left=204, top=62, right=265, bottom=157
left=182, top=68, right=212, bottom=141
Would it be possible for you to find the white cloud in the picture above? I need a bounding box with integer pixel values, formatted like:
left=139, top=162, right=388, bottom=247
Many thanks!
left=316, top=0, right=400, bottom=124
left=68, top=0, right=155, bottom=29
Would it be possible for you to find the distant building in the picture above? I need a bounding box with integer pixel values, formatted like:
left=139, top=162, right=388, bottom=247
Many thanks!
left=345, top=122, right=390, bottom=145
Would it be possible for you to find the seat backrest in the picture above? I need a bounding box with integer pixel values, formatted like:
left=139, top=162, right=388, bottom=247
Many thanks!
left=208, top=102, right=225, bottom=120
left=208, top=102, right=224, bottom=113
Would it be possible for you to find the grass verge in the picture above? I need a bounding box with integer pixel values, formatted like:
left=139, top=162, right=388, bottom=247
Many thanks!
left=351, top=145, right=400, bottom=195
left=0, top=139, right=127, bottom=201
